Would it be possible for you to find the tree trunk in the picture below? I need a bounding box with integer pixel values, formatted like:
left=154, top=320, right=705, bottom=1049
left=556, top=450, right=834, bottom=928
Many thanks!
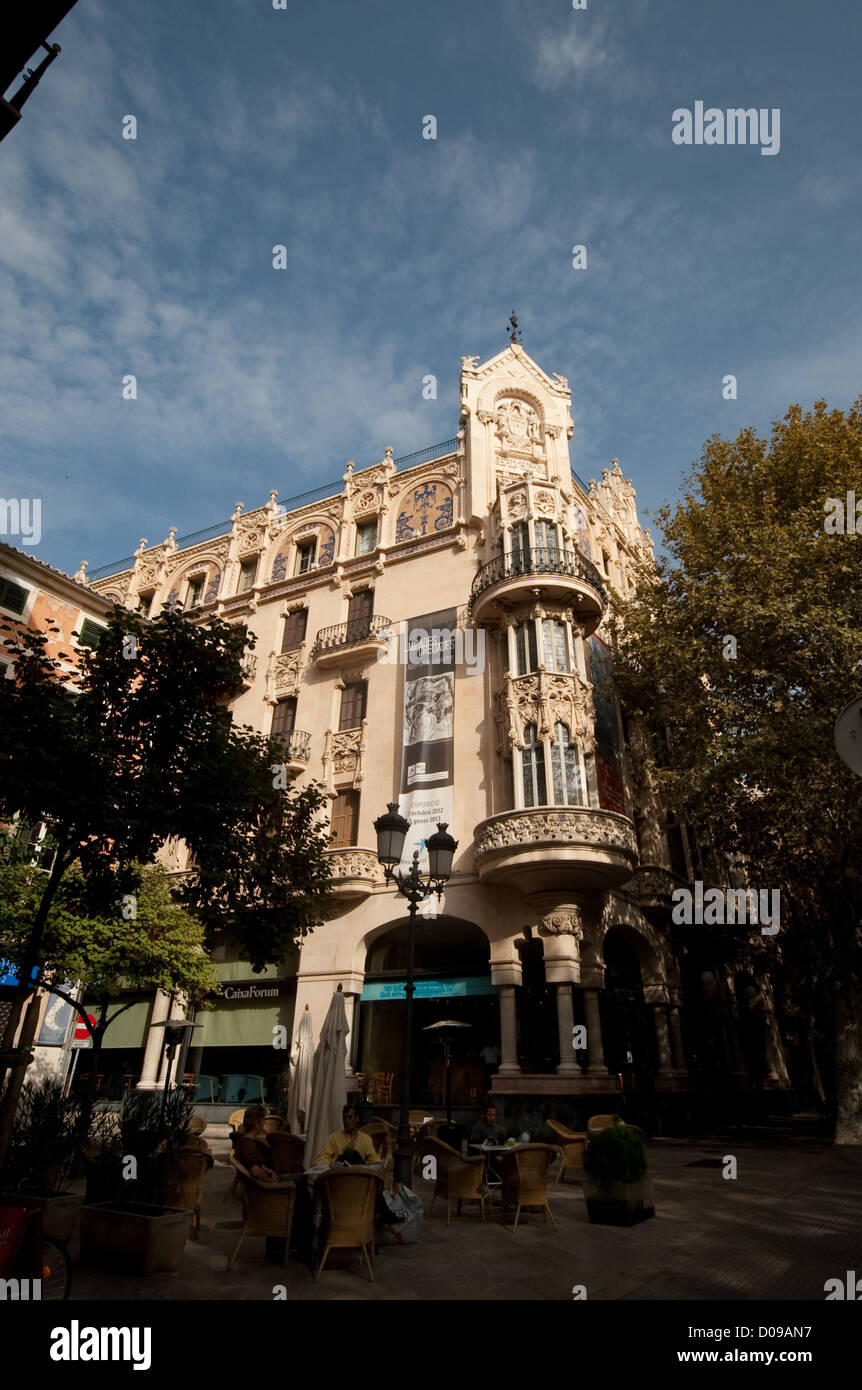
left=834, top=983, right=862, bottom=1144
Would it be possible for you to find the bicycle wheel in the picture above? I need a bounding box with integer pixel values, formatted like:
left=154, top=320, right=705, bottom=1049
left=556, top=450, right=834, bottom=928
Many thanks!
left=40, top=1239, right=71, bottom=1300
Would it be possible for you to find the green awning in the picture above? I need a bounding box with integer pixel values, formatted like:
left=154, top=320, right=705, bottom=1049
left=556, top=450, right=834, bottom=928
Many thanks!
left=195, top=994, right=296, bottom=1048
left=92, top=999, right=153, bottom=1050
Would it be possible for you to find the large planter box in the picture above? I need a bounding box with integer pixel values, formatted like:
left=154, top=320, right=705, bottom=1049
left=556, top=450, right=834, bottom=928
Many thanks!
left=583, top=1177, right=655, bottom=1227
left=0, top=1190, right=82, bottom=1244
left=80, top=1201, right=193, bottom=1275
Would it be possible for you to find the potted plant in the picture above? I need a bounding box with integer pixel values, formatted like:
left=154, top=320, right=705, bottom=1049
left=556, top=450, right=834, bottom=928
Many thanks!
left=0, top=1079, right=83, bottom=1242
left=582, top=1119, right=655, bottom=1226
left=80, top=1090, right=199, bottom=1274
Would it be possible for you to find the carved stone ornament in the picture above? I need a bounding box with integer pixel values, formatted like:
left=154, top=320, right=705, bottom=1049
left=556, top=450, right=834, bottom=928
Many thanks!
left=545, top=423, right=563, bottom=439
left=323, top=720, right=368, bottom=789
left=473, top=808, right=638, bottom=859
left=538, top=906, right=583, bottom=939
left=267, top=648, right=306, bottom=698
left=507, top=490, right=528, bottom=521
left=325, top=848, right=385, bottom=884
left=534, top=491, right=556, bottom=516
left=354, top=489, right=378, bottom=514
left=477, top=409, right=496, bottom=426
left=495, top=397, right=543, bottom=452
left=495, top=670, right=595, bottom=751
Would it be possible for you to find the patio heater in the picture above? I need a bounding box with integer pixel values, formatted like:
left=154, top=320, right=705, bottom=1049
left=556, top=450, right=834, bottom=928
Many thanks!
left=423, top=1020, right=471, bottom=1128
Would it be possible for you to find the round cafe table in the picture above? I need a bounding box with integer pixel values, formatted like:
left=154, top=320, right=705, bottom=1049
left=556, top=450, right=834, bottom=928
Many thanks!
left=468, top=1143, right=521, bottom=1206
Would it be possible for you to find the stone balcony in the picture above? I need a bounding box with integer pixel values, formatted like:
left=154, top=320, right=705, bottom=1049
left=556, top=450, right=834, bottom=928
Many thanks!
left=324, top=847, right=386, bottom=901
left=469, top=547, right=605, bottom=633
left=272, top=729, right=311, bottom=777
left=617, top=864, right=690, bottom=924
left=473, top=806, right=638, bottom=896
left=312, top=615, right=392, bottom=670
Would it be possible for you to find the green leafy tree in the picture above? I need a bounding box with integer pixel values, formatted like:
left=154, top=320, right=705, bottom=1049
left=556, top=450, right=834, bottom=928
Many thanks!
left=609, top=399, right=862, bottom=1141
left=0, top=606, right=332, bottom=1162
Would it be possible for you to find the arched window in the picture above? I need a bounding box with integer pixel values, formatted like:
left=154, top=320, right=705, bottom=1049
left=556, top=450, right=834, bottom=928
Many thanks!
left=515, top=621, right=538, bottom=675
left=550, top=722, right=584, bottom=806
left=522, top=724, right=547, bottom=807
left=541, top=618, right=569, bottom=672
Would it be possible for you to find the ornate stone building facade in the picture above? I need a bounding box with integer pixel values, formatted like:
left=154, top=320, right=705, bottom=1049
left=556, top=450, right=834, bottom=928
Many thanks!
left=86, top=342, right=791, bottom=1123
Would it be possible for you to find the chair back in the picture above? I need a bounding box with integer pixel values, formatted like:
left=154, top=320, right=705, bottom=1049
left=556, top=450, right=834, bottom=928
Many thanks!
left=262, top=1115, right=287, bottom=1135
left=417, top=1135, right=469, bottom=1173
left=500, top=1144, right=556, bottom=1203
left=188, top=1116, right=207, bottom=1136
left=587, top=1113, right=617, bottom=1133
left=228, top=1109, right=246, bottom=1132
left=316, top=1168, right=383, bottom=1247
left=161, top=1149, right=209, bottom=1211
left=268, top=1131, right=306, bottom=1173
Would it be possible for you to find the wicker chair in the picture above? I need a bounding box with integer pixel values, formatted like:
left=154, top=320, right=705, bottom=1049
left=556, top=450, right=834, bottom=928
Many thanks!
left=547, top=1120, right=587, bottom=1183
left=268, top=1131, right=306, bottom=1173
left=188, top=1116, right=208, bottom=1136
left=228, top=1154, right=296, bottom=1269
left=313, top=1168, right=384, bottom=1284
left=587, top=1114, right=645, bottom=1141
left=360, top=1118, right=397, bottom=1166
left=228, top=1108, right=247, bottom=1132
left=263, top=1115, right=288, bottom=1136
left=498, top=1144, right=558, bottom=1231
left=419, top=1137, right=486, bottom=1224
left=161, top=1148, right=211, bottom=1238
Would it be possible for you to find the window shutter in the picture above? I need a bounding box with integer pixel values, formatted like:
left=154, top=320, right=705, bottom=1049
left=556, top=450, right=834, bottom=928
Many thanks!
left=271, top=697, right=297, bottom=739
left=0, top=578, right=28, bottom=615
left=282, top=608, right=308, bottom=651
left=78, top=618, right=105, bottom=648
left=339, top=681, right=367, bottom=730
left=331, top=789, right=360, bottom=848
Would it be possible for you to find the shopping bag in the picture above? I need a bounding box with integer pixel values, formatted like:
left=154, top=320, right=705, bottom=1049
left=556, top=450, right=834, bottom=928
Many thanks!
left=377, top=1183, right=424, bottom=1245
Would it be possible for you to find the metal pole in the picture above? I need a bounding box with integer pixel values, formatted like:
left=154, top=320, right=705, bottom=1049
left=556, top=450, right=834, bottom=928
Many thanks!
left=393, top=866, right=418, bottom=1188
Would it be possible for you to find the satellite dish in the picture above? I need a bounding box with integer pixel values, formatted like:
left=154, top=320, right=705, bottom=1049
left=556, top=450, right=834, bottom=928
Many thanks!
left=834, top=696, right=862, bottom=776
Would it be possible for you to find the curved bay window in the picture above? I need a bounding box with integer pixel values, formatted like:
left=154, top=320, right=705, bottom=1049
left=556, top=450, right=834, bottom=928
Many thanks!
left=514, top=616, right=570, bottom=675
left=541, top=618, right=569, bottom=672
left=515, top=620, right=538, bottom=675
left=521, top=724, right=547, bottom=807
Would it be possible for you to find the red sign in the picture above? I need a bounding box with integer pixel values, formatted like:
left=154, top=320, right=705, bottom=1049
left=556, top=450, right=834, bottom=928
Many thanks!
left=75, top=1013, right=96, bottom=1041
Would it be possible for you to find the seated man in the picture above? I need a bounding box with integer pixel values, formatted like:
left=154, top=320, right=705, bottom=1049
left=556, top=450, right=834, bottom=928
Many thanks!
left=469, top=1102, right=505, bottom=1147
left=232, top=1103, right=278, bottom=1183
left=315, top=1103, right=378, bottom=1166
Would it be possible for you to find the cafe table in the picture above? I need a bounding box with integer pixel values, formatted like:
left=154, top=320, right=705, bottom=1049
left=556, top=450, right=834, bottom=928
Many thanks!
left=468, top=1143, right=521, bottom=1208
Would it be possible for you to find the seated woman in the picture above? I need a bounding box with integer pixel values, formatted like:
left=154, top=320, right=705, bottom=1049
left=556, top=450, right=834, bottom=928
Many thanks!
left=232, top=1103, right=278, bottom=1183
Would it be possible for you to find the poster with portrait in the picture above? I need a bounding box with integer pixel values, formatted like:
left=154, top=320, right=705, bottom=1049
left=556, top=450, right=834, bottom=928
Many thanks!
left=397, top=608, right=457, bottom=872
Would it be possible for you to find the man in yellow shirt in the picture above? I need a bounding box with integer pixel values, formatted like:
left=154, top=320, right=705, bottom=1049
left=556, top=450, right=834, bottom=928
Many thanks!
left=316, top=1104, right=378, bottom=1166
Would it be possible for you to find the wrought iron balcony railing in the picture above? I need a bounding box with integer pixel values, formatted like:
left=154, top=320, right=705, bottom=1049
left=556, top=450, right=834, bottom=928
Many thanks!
left=470, top=546, right=606, bottom=609
left=312, top=613, right=392, bottom=656
left=273, top=729, right=311, bottom=763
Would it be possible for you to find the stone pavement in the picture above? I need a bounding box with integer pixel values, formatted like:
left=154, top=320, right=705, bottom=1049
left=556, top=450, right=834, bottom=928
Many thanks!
left=67, top=1130, right=862, bottom=1302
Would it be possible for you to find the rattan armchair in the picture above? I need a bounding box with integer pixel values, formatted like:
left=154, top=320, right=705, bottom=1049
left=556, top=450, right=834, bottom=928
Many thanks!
left=228, top=1154, right=296, bottom=1268
left=162, top=1149, right=211, bottom=1238
left=360, top=1117, right=398, bottom=1166
left=587, top=1114, right=645, bottom=1141
left=498, top=1144, right=558, bottom=1231
left=419, top=1137, right=487, bottom=1224
left=547, top=1120, right=588, bottom=1183
left=268, top=1131, right=306, bottom=1174
left=313, top=1167, right=384, bottom=1284
left=228, top=1108, right=247, bottom=1132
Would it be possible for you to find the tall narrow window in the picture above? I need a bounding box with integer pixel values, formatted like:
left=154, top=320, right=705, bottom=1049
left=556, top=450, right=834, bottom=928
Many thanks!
left=237, top=557, right=258, bottom=594
left=331, top=789, right=360, bottom=848
left=534, top=519, right=558, bottom=559
left=281, top=607, right=308, bottom=652
left=515, top=621, right=538, bottom=675
left=271, top=697, right=297, bottom=751
left=184, top=575, right=205, bottom=611
left=346, top=589, right=373, bottom=642
left=295, top=539, right=317, bottom=575
left=137, top=589, right=155, bottom=616
left=511, top=522, right=529, bottom=573
left=541, top=618, right=569, bottom=672
left=355, top=520, right=377, bottom=556
left=521, top=724, right=547, bottom=807
left=550, top=722, right=583, bottom=806
left=339, top=680, right=367, bottom=731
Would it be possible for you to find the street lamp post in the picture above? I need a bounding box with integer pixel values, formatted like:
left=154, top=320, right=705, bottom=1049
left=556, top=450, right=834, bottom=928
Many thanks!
left=373, top=804, right=457, bottom=1188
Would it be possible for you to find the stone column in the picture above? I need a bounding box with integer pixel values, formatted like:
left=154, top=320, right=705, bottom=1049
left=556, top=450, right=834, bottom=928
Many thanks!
left=498, top=986, right=521, bottom=1076
left=582, top=988, right=609, bottom=1075
left=343, top=994, right=356, bottom=1080
left=668, top=1005, right=689, bottom=1076
left=136, top=989, right=172, bottom=1091
left=506, top=620, right=518, bottom=677
left=763, top=1009, right=790, bottom=1084
left=555, top=984, right=580, bottom=1076
left=653, top=1004, right=675, bottom=1077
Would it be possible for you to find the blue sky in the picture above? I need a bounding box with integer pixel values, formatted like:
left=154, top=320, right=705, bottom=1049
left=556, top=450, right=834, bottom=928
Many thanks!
left=2, top=0, right=861, bottom=574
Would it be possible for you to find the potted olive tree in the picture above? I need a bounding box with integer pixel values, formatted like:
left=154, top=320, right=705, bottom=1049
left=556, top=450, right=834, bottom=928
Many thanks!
left=582, top=1119, right=655, bottom=1226
left=80, top=1090, right=199, bottom=1275
left=0, top=1079, right=82, bottom=1242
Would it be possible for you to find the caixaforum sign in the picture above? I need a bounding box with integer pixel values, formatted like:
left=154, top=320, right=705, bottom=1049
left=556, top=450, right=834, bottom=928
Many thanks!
left=222, top=979, right=289, bottom=1001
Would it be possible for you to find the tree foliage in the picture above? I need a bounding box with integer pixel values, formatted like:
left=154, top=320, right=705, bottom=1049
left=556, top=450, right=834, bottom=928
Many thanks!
left=609, top=399, right=862, bottom=1138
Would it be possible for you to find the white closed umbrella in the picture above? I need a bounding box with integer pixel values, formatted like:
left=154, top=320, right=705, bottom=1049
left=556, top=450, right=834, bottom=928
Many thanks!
left=288, top=1003, right=314, bottom=1135
left=304, top=989, right=349, bottom=1166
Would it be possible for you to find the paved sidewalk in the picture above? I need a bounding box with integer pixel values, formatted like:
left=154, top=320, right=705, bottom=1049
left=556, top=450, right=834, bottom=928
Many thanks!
left=67, top=1134, right=862, bottom=1302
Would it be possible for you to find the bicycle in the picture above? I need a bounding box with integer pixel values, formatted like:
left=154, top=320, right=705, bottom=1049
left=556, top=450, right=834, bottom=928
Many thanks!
left=0, top=1199, right=72, bottom=1300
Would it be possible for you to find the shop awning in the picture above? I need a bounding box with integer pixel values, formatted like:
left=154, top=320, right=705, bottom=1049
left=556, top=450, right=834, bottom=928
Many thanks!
left=89, top=999, right=153, bottom=1050
left=195, top=994, right=296, bottom=1048
left=360, top=977, right=496, bottom=1002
